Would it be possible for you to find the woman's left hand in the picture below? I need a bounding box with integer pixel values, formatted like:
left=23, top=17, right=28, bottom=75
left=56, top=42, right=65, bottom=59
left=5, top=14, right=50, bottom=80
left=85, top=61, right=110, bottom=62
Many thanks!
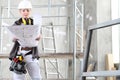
left=35, top=35, right=41, bottom=41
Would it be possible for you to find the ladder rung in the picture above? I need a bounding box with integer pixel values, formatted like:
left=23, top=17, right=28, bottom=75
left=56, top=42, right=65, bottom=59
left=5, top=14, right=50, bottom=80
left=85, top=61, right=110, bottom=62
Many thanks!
left=44, top=48, right=56, bottom=51
left=43, top=26, right=53, bottom=28
left=47, top=73, right=58, bottom=75
left=43, top=37, right=54, bottom=39
left=46, top=60, right=57, bottom=63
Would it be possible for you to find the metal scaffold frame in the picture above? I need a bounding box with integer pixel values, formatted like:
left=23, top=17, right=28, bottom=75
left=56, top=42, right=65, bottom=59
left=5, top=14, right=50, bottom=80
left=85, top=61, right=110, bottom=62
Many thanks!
left=73, top=0, right=84, bottom=80
left=73, top=0, right=77, bottom=79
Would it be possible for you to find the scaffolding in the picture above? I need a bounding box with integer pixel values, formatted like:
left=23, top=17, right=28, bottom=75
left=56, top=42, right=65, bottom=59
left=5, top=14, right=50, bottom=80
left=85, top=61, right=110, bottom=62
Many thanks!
left=0, top=0, right=84, bottom=80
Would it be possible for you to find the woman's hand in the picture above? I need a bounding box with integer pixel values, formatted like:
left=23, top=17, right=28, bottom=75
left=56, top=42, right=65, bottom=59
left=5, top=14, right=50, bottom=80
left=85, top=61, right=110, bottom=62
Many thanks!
left=12, top=38, right=19, bottom=42
left=36, top=35, right=41, bottom=41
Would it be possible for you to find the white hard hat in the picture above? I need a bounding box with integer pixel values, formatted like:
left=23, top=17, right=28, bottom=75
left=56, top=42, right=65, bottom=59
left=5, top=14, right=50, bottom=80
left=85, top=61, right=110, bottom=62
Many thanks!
left=18, top=0, right=32, bottom=9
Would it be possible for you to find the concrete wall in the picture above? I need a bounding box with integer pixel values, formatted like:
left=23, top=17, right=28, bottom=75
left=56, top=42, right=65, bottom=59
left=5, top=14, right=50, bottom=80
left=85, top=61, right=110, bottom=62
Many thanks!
left=84, top=0, right=112, bottom=80
left=84, top=0, right=97, bottom=61
left=97, top=0, right=112, bottom=70
left=97, top=0, right=112, bottom=80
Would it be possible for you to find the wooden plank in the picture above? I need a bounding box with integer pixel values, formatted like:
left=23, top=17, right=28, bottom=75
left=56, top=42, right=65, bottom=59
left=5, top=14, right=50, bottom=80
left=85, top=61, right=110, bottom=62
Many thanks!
left=0, top=52, right=83, bottom=59
left=105, top=54, right=116, bottom=80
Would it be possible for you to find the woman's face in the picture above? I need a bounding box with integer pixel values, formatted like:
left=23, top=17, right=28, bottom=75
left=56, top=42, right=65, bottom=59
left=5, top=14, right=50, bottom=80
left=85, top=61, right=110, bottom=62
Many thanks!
left=19, top=9, right=31, bottom=18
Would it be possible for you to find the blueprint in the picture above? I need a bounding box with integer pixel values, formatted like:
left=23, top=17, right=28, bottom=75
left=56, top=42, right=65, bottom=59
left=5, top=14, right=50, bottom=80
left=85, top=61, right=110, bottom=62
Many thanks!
left=7, top=25, right=40, bottom=47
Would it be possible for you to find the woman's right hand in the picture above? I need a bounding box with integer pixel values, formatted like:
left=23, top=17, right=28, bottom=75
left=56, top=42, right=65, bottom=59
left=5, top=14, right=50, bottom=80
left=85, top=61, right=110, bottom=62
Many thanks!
left=12, top=38, right=19, bottom=42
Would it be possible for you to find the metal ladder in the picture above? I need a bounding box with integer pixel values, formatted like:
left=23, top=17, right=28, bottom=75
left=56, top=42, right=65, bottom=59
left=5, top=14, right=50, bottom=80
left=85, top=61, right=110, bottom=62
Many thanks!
left=41, top=23, right=60, bottom=79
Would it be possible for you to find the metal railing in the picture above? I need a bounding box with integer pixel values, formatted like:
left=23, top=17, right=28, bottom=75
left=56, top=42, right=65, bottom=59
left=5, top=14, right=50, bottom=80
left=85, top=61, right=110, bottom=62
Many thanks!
left=81, top=18, right=120, bottom=80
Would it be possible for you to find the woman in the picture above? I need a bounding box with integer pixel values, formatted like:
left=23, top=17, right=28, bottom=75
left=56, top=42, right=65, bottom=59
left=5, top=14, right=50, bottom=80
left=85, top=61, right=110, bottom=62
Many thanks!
left=9, top=0, right=42, bottom=80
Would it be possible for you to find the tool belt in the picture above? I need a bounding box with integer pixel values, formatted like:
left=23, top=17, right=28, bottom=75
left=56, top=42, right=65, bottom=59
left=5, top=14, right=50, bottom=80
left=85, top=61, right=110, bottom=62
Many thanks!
left=9, top=54, right=27, bottom=74
left=21, top=47, right=33, bottom=50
